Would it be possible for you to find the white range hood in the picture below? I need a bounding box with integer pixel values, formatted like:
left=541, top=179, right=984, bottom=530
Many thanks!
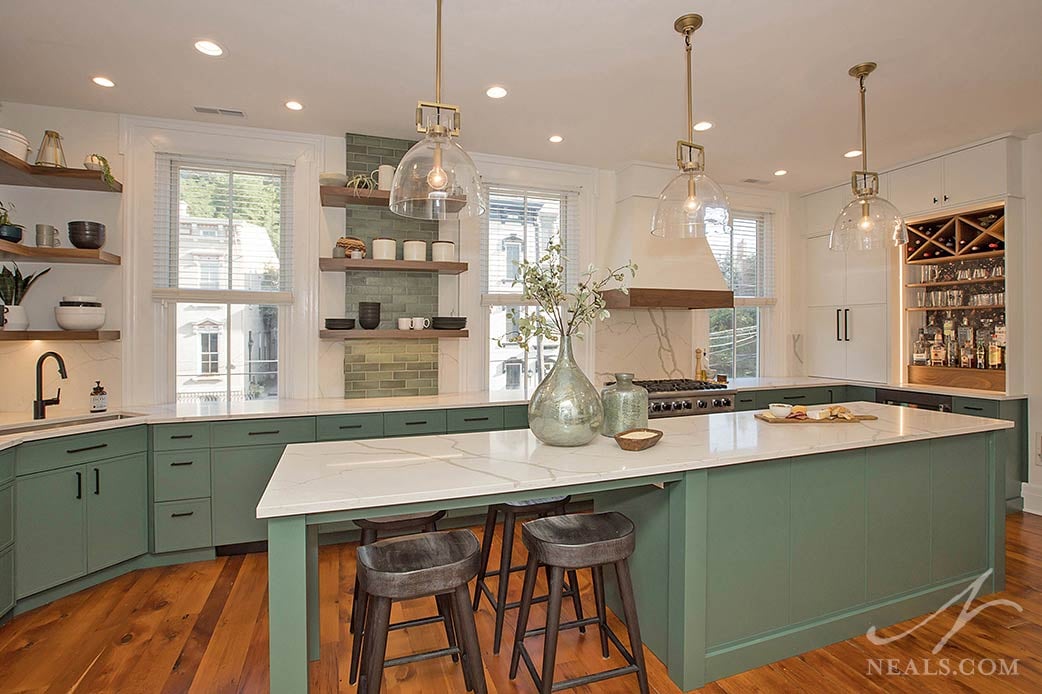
left=600, top=163, right=733, bottom=309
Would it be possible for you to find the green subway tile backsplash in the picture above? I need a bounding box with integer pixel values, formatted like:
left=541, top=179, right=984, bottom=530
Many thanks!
left=343, top=339, right=439, bottom=399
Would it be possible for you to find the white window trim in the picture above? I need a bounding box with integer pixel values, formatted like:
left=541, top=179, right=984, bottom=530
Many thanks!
left=439, top=153, right=599, bottom=394
left=119, top=116, right=322, bottom=406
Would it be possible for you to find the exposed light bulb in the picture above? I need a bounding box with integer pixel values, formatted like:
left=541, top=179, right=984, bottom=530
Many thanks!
left=427, top=166, right=448, bottom=190
left=858, top=215, right=875, bottom=232
left=684, top=196, right=701, bottom=213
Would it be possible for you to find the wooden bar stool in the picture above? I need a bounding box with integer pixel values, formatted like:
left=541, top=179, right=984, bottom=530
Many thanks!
left=509, top=512, right=649, bottom=694
left=472, top=496, right=586, bottom=654
left=356, top=529, right=487, bottom=694
left=348, top=511, right=449, bottom=685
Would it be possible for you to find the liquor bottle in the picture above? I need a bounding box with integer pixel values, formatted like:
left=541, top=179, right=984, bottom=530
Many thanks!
left=912, top=329, right=929, bottom=366
left=960, top=341, right=974, bottom=369
left=988, top=325, right=1005, bottom=370
left=957, top=317, right=974, bottom=348
left=929, top=334, right=947, bottom=367
left=946, top=338, right=959, bottom=368
left=976, top=341, right=987, bottom=369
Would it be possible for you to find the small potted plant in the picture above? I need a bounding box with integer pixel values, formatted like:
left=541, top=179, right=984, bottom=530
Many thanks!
left=0, top=263, right=50, bottom=330
left=0, top=200, right=23, bottom=243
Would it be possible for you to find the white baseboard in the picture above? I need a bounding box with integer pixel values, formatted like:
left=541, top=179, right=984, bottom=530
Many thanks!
left=1021, top=482, right=1042, bottom=516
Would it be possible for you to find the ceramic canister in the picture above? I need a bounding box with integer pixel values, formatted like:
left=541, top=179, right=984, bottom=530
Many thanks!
left=372, top=237, right=396, bottom=260
left=403, top=240, right=426, bottom=262
left=431, top=240, right=455, bottom=262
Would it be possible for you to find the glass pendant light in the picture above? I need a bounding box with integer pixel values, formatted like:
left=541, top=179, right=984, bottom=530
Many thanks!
left=389, top=0, right=484, bottom=221
left=651, top=14, right=730, bottom=239
left=830, top=62, right=908, bottom=251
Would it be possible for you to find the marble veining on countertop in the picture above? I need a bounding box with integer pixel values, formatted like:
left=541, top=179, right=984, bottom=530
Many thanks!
left=256, top=401, right=1013, bottom=519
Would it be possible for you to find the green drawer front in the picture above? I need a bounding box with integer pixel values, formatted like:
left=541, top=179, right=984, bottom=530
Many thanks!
left=845, top=385, right=877, bottom=403
left=0, top=449, right=13, bottom=485
left=153, top=450, right=211, bottom=502
left=734, top=393, right=758, bottom=412
left=952, top=397, right=999, bottom=419
left=211, top=417, right=316, bottom=448
left=16, top=425, right=147, bottom=476
left=154, top=499, right=213, bottom=553
left=502, top=405, right=529, bottom=429
left=0, top=546, right=13, bottom=617
left=753, top=387, right=832, bottom=410
left=316, top=413, right=384, bottom=441
left=447, top=407, right=505, bottom=433
left=383, top=410, right=446, bottom=437
left=0, top=483, right=11, bottom=550
left=152, top=422, right=211, bottom=451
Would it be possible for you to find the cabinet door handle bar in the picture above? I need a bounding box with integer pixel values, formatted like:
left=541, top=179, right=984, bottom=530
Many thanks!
left=170, top=461, right=194, bottom=467
left=94, top=468, right=100, bottom=495
left=169, top=434, right=194, bottom=440
left=66, top=443, right=108, bottom=454
left=75, top=471, right=82, bottom=499
left=338, top=424, right=363, bottom=430
left=171, top=511, right=195, bottom=518
left=248, top=430, right=281, bottom=436
left=463, top=417, right=489, bottom=423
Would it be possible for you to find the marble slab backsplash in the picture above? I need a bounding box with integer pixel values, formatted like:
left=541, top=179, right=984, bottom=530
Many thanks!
left=0, top=340, right=122, bottom=415
left=594, top=309, right=694, bottom=385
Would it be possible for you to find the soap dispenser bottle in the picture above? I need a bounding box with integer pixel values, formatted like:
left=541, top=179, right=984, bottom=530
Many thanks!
left=90, top=381, right=108, bottom=413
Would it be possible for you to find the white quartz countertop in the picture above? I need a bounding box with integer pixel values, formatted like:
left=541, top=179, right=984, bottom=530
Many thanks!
left=729, top=376, right=1025, bottom=401
left=256, top=401, right=1013, bottom=519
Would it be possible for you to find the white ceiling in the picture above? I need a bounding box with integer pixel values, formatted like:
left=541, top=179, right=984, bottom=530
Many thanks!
left=2, top=0, right=1041, bottom=192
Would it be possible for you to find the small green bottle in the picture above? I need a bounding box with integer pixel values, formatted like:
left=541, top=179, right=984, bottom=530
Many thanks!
left=600, top=373, right=648, bottom=437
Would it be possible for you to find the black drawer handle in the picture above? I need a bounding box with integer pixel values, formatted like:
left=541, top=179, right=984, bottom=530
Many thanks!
left=404, top=420, right=428, bottom=426
left=169, top=434, right=194, bottom=440
left=782, top=395, right=807, bottom=401
left=248, top=430, right=281, bottom=436
left=338, top=424, right=363, bottom=430
left=170, top=461, right=194, bottom=467
left=962, top=406, right=984, bottom=412
left=463, top=417, right=489, bottom=423
left=67, top=443, right=108, bottom=454
left=171, top=511, right=195, bottom=518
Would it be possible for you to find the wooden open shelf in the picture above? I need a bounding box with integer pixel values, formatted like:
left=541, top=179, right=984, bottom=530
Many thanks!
left=907, top=365, right=1005, bottom=393
left=0, top=148, right=122, bottom=192
left=320, top=185, right=466, bottom=213
left=906, top=305, right=1004, bottom=312
left=0, top=330, right=120, bottom=342
left=319, top=258, right=467, bottom=275
left=905, top=276, right=1004, bottom=288
left=0, top=239, right=120, bottom=265
left=319, top=329, right=468, bottom=340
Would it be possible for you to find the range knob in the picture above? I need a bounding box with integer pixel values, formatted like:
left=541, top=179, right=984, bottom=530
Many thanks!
left=712, top=399, right=723, bottom=408
left=672, top=401, right=685, bottom=411
left=651, top=402, right=663, bottom=412
left=681, top=400, right=693, bottom=409
left=696, top=400, right=708, bottom=409
left=719, top=397, right=732, bottom=407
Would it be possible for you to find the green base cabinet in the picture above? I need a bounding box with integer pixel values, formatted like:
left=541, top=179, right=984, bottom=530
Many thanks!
left=212, top=445, right=285, bottom=546
left=0, top=547, right=12, bottom=617
left=87, top=454, right=148, bottom=573
left=154, top=499, right=213, bottom=553
left=953, top=396, right=1027, bottom=508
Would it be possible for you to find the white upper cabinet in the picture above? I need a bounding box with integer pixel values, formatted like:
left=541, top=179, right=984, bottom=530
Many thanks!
left=805, top=234, right=843, bottom=306
left=802, top=184, right=850, bottom=238
left=887, top=139, right=1012, bottom=218
left=888, top=158, right=944, bottom=216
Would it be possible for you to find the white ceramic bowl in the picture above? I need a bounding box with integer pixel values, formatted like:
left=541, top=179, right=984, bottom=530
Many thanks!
left=0, top=128, right=30, bottom=162
left=768, top=403, right=793, bottom=418
left=55, top=306, right=106, bottom=331
left=319, top=172, right=349, bottom=187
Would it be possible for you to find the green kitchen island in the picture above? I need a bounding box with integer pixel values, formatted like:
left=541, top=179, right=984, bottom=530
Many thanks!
left=258, top=401, right=1012, bottom=692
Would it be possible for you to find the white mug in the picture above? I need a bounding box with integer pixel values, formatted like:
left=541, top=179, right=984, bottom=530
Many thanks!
left=397, top=317, right=412, bottom=331
left=35, top=224, right=61, bottom=247
left=370, top=164, right=395, bottom=191
left=431, top=240, right=455, bottom=262
left=411, top=317, right=431, bottom=330
left=403, top=240, right=426, bottom=262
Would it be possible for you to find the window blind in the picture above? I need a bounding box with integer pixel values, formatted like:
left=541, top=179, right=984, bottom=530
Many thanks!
left=153, top=154, right=294, bottom=303
left=480, top=184, right=580, bottom=304
left=706, top=210, right=774, bottom=302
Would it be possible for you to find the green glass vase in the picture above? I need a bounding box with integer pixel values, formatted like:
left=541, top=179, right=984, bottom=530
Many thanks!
left=528, top=336, right=603, bottom=446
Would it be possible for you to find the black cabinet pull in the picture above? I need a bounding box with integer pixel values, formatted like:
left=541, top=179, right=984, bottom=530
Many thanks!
left=944, top=194, right=949, bottom=202
left=75, top=471, right=82, bottom=499
left=463, top=417, right=489, bottom=423
left=404, top=420, right=427, bottom=426
left=94, top=468, right=100, bottom=495
left=782, top=395, right=807, bottom=401
left=338, top=424, right=363, bottom=430
left=844, top=308, right=850, bottom=341
left=248, top=430, right=280, bottom=436
left=169, top=434, right=194, bottom=440
left=962, top=405, right=984, bottom=412
left=66, top=443, right=108, bottom=455
left=835, top=309, right=841, bottom=341
left=933, top=196, right=939, bottom=204
left=170, top=460, right=194, bottom=467
left=171, top=511, right=195, bottom=518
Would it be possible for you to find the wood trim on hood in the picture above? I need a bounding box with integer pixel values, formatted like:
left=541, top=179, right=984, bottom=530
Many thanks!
left=601, top=288, right=734, bottom=309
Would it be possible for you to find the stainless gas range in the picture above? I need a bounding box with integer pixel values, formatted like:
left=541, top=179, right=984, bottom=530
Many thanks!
left=631, top=378, right=736, bottom=418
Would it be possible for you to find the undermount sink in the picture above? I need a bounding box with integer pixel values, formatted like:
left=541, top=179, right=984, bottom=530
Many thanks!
left=0, top=412, right=145, bottom=436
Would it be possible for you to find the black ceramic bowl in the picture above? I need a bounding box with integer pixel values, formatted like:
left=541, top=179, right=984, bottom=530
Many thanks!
left=0, top=225, right=23, bottom=243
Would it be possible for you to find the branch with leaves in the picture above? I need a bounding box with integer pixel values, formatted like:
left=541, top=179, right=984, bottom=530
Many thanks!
left=501, top=240, right=637, bottom=350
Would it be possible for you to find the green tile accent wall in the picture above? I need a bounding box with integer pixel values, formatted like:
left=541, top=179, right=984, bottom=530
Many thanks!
left=342, top=132, right=440, bottom=398
left=343, top=340, right=438, bottom=399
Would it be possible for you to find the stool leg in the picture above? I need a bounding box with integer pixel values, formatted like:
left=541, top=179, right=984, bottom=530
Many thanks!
left=509, top=553, right=540, bottom=679
left=435, top=592, right=460, bottom=664
left=592, top=565, right=610, bottom=658
left=350, top=528, right=378, bottom=634
left=540, top=565, right=565, bottom=694
left=566, top=569, right=586, bottom=633
left=473, top=507, right=497, bottom=610
left=452, top=584, right=488, bottom=694
left=349, top=585, right=369, bottom=684
left=492, top=509, right=516, bottom=654
left=615, top=559, right=650, bottom=694
left=362, top=595, right=392, bottom=694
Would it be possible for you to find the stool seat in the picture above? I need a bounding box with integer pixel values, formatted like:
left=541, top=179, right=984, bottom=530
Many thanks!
left=353, top=510, right=446, bottom=532
left=522, top=512, right=635, bottom=569
left=358, top=530, right=481, bottom=600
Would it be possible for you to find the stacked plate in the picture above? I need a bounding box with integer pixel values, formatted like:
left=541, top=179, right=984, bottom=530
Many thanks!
left=68, top=221, right=106, bottom=249
left=432, top=316, right=467, bottom=330
left=324, top=318, right=355, bottom=330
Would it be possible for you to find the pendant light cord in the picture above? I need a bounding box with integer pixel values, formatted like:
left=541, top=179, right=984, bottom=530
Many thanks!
left=858, top=75, right=868, bottom=171
left=435, top=0, right=443, bottom=103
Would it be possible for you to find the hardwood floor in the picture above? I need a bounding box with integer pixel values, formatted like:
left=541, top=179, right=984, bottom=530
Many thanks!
left=2, top=513, right=1041, bottom=693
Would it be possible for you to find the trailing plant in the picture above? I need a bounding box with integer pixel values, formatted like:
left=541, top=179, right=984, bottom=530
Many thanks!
left=501, top=240, right=637, bottom=349
left=0, top=263, right=50, bottom=306
left=88, top=154, right=117, bottom=190
left=0, top=200, right=19, bottom=228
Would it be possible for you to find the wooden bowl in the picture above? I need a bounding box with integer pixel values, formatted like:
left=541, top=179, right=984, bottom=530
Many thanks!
left=613, top=428, right=664, bottom=452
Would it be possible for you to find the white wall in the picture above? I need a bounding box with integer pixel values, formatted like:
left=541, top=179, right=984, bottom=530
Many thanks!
left=1020, top=132, right=1042, bottom=512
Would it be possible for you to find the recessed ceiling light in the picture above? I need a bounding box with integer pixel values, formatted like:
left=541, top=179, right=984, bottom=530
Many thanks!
left=285, top=101, right=304, bottom=111
left=92, top=76, right=115, bottom=88
left=844, top=149, right=862, bottom=158
left=774, top=169, right=788, bottom=176
left=548, top=135, right=564, bottom=143
left=485, top=86, right=507, bottom=99
left=693, top=121, right=713, bottom=132
left=194, top=40, right=224, bottom=57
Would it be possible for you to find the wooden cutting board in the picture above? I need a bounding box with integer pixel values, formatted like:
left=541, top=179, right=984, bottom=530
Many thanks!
left=755, top=413, right=879, bottom=424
